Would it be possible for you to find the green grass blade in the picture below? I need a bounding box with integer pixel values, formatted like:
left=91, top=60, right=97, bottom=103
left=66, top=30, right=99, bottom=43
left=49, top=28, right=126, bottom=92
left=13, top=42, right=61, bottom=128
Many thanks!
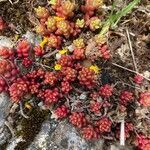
left=100, top=0, right=141, bottom=35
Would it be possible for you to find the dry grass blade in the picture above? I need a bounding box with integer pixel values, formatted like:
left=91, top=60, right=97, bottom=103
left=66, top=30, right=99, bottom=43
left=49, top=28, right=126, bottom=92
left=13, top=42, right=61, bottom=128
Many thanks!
left=120, top=119, right=125, bottom=146
left=126, top=28, right=138, bottom=72
left=112, top=63, right=150, bottom=81
left=19, top=101, right=29, bottom=119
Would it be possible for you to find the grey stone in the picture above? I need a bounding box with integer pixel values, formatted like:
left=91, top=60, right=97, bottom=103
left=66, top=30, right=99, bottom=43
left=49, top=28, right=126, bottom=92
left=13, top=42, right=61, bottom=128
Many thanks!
left=6, top=136, right=25, bottom=150
left=0, top=36, right=14, bottom=48
left=27, top=119, right=105, bottom=150
left=0, top=93, right=12, bottom=146
left=50, top=122, right=88, bottom=150
left=68, top=45, right=75, bottom=52
left=110, top=142, right=134, bottom=150
left=0, top=93, right=12, bottom=127
left=55, top=53, right=62, bottom=60
left=27, top=118, right=59, bottom=150
left=79, top=93, right=87, bottom=100
left=23, top=31, right=42, bottom=46
left=0, top=126, right=11, bottom=145
left=50, top=121, right=104, bottom=150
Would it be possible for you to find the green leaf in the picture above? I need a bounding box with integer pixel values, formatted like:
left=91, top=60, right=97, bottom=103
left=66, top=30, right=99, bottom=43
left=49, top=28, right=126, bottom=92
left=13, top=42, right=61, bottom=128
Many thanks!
left=48, top=0, right=57, bottom=5
left=100, top=0, right=141, bottom=35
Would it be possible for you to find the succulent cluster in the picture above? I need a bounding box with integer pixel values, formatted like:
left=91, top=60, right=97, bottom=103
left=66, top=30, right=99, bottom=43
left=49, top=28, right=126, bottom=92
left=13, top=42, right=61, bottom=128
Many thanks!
left=9, top=78, right=29, bottom=102
left=0, top=1, right=150, bottom=149
left=54, top=105, right=69, bottom=119
left=33, top=0, right=108, bottom=55
left=135, top=134, right=150, bottom=150
left=81, top=125, right=99, bottom=140
left=81, top=0, right=103, bottom=19
left=133, top=74, right=144, bottom=84
left=78, top=67, right=97, bottom=89
left=69, top=112, right=87, bottom=128
left=138, top=92, right=150, bottom=107
left=0, top=47, right=18, bottom=92
left=34, top=46, right=44, bottom=56
left=119, top=91, right=133, bottom=106
left=96, top=117, right=112, bottom=133
left=90, top=101, right=102, bottom=114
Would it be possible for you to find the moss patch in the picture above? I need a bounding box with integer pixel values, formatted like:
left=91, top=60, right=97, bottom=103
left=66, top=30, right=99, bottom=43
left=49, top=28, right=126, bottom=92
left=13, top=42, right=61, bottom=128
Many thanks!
left=14, top=107, right=49, bottom=150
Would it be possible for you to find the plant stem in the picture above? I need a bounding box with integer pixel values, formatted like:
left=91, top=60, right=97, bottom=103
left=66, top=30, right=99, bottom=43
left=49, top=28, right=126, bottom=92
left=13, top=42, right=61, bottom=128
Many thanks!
left=112, top=63, right=150, bottom=81
left=120, top=119, right=125, bottom=146
left=126, top=28, right=138, bottom=72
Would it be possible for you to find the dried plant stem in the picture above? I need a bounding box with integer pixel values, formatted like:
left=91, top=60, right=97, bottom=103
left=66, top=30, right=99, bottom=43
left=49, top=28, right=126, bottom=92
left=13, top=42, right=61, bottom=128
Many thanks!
left=121, top=82, right=142, bottom=90
left=5, top=121, right=15, bottom=136
left=34, top=62, right=52, bottom=69
left=73, top=86, right=84, bottom=94
left=112, top=63, right=150, bottom=82
left=19, top=101, right=29, bottom=119
left=43, top=49, right=59, bottom=58
left=126, top=28, right=138, bottom=72
left=120, top=119, right=125, bottom=146
left=13, top=0, right=19, bottom=4
left=8, top=0, right=13, bottom=4
left=114, top=81, right=142, bottom=90
left=8, top=0, right=19, bottom=5
left=0, top=75, right=10, bottom=87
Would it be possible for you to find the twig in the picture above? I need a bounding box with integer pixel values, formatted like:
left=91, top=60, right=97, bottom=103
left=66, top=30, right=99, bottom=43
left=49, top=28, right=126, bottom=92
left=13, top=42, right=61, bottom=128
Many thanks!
left=8, top=0, right=19, bottom=5
left=19, top=101, right=29, bottom=119
left=73, top=86, right=84, bottom=94
left=120, top=119, right=125, bottom=146
left=43, top=50, right=59, bottom=58
left=102, top=136, right=114, bottom=140
left=9, top=103, right=19, bottom=114
left=0, top=75, right=10, bottom=87
left=103, top=108, right=108, bottom=116
left=114, top=81, right=143, bottom=91
left=8, top=0, right=13, bottom=4
left=34, top=62, right=52, bottom=69
left=13, top=0, right=19, bottom=4
left=126, top=28, right=138, bottom=72
left=112, top=63, right=150, bottom=82
left=122, top=82, right=143, bottom=90
left=5, top=121, right=15, bottom=136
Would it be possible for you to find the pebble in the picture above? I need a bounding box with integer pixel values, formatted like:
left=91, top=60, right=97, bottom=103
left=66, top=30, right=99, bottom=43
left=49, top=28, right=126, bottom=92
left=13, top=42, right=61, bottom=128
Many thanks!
left=79, top=93, right=87, bottom=100
left=0, top=36, right=14, bottom=48
left=67, top=45, right=74, bottom=52
left=0, top=93, right=12, bottom=146
left=55, top=53, right=61, bottom=60
left=143, top=71, right=150, bottom=78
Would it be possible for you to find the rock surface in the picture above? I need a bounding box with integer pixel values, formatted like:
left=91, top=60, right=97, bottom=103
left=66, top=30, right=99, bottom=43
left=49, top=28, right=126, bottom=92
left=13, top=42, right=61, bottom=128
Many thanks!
left=27, top=119, right=104, bottom=150
left=23, top=31, right=42, bottom=46
left=50, top=121, right=104, bottom=150
left=6, top=136, right=25, bottom=150
left=27, top=118, right=59, bottom=150
left=0, top=93, right=12, bottom=147
left=0, top=93, right=12, bottom=127
left=27, top=119, right=134, bottom=150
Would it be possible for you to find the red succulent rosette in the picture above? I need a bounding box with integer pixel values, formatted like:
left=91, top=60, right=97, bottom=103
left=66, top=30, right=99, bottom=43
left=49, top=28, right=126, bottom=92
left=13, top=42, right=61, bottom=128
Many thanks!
left=69, top=112, right=87, bottom=128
